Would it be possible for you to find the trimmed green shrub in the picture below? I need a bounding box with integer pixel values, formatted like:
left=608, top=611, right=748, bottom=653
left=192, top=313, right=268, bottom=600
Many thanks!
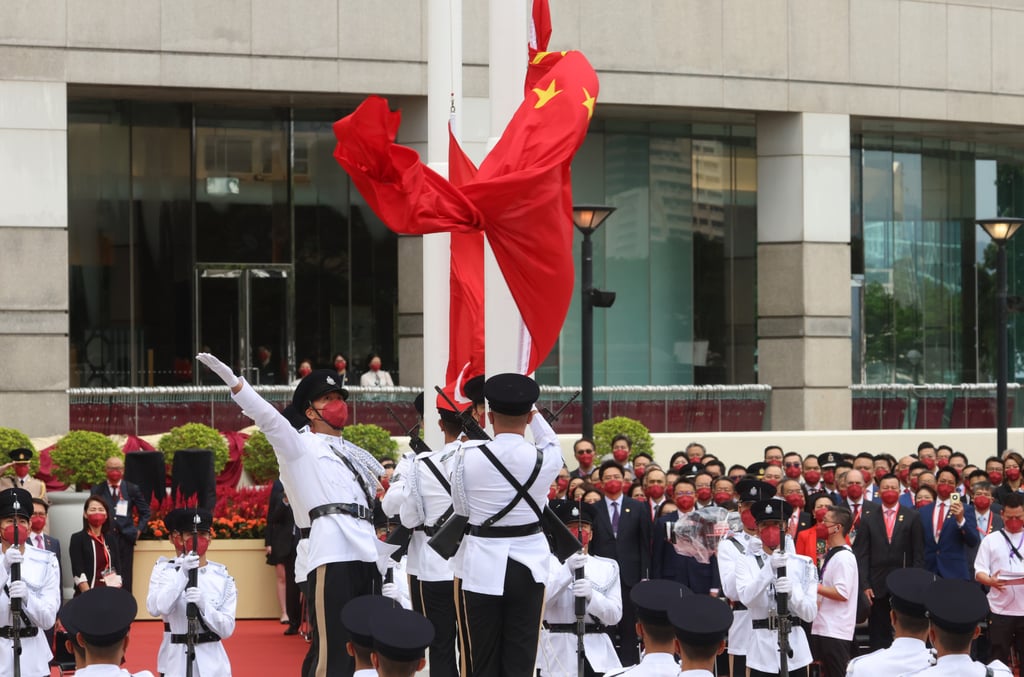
left=50, top=431, right=123, bottom=489
left=243, top=431, right=279, bottom=485
left=0, top=428, right=38, bottom=476
left=343, top=424, right=399, bottom=462
left=157, top=423, right=230, bottom=474
left=593, top=416, right=654, bottom=460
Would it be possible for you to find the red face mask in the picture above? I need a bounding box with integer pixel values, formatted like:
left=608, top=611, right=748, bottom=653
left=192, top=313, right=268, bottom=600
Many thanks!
left=675, top=495, right=696, bottom=511
left=874, top=468, right=887, bottom=481
left=916, top=499, right=933, bottom=509
left=784, top=494, right=804, bottom=510
left=937, top=458, right=949, bottom=469
left=922, top=457, right=936, bottom=470
left=603, top=479, right=623, bottom=496
left=87, top=513, right=106, bottom=528
left=316, top=399, right=348, bottom=429
left=548, top=487, right=557, bottom=500
left=803, top=470, right=820, bottom=485
left=767, top=459, right=783, bottom=468
left=298, top=365, right=312, bottom=378
left=898, top=468, right=910, bottom=484
left=935, top=484, right=954, bottom=500
left=815, top=523, right=829, bottom=539
left=557, top=478, right=569, bottom=491
left=814, top=507, right=829, bottom=523
left=13, top=465, right=29, bottom=479
left=186, top=535, right=211, bottom=557
left=335, top=359, right=346, bottom=371
left=645, top=485, right=665, bottom=501
left=29, top=515, right=45, bottom=533
left=612, top=449, right=629, bottom=463
left=569, top=525, right=592, bottom=547
left=1008, top=467, right=1022, bottom=482
left=759, top=524, right=781, bottom=550
left=696, top=487, right=712, bottom=503
left=1, top=523, right=25, bottom=545
left=106, top=470, right=122, bottom=484
left=634, top=466, right=646, bottom=479
left=860, top=470, right=872, bottom=484
left=846, top=484, right=863, bottom=501
left=740, top=509, right=757, bottom=531
left=973, top=496, right=992, bottom=512
left=909, top=477, right=920, bottom=491
left=838, top=488, right=848, bottom=500
left=822, top=470, right=835, bottom=485
left=594, top=481, right=603, bottom=492
left=672, top=462, right=685, bottom=471
left=764, top=478, right=779, bottom=487
left=785, top=465, right=802, bottom=479
left=989, top=471, right=1004, bottom=485
left=577, top=452, right=594, bottom=466
left=714, top=491, right=732, bottom=505
left=370, top=362, right=381, bottom=372
left=879, top=489, right=899, bottom=506
left=1005, top=516, right=1024, bottom=534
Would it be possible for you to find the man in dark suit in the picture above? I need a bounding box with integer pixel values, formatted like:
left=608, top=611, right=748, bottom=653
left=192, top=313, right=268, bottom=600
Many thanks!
left=651, top=477, right=720, bottom=593
left=842, top=467, right=875, bottom=544
left=90, top=456, right=150, bottom=595
left=588, top=460, right=651, bottom=665
left=919, top=467, right=980, bottom=580
left=779, top=478, right=814, bottom=538
left=852, top=474, right=925, bottom=650
left=569, top=438, right=598, bottom=480
left=967, top=480, right=1003, bottom=577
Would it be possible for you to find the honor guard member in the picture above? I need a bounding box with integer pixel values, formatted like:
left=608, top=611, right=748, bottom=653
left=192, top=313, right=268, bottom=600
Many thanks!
left=604, top=580, right=691, bottom=676
left=146, top=508, right=188, bottom=677
left=0, top=448, right=47, bottom=499
left=198, top=352, right=387, bottom=677
left=61, top=587, right=156, bottom=677
left=150, top=508, right=237, bottom=677
left=537, top=500, right=623, bottom=677
left=736, top=498, right=819, bottom=677
left=846, top=568, right=936, bottom=677
left=0, top=487, right=60, bottom=676
left=898, top=578, right=1012, bottom=677
left=342, top=595, right=401, bottom=677
left=667, top=594, right=733, bottom=677
left=449, top=373, right=563, bottom=677
left=380, top=394, right=461, bottom=677
left=716, top=479, right=777, bottom=677
left=369, top=606, right=435, bottom=677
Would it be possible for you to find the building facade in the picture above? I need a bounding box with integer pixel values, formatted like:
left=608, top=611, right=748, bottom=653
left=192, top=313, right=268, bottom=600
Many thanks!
left=3, top=0, right=1024, bottom=436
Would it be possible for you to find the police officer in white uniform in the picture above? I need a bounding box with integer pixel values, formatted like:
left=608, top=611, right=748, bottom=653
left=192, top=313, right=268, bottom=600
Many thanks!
left=846, top=568, right=935, bottom=677
left=537, top=500, right=622, bottom=677
left=60, top=586, right=156, bottom=677
left=668, top=594, right=733, bottom=677
left=449, top=373, right=562, bottom=677
left=604, top=580, right=689, bottom=676
left=198, top=353, right=387, bottom=677
left=381, top=395, right=461, bottom=677
left=0, top=487, right=60, bottom=677
left=898, top=578, right=1011, bottom=677
left=735, top=498, right=818, bottom=677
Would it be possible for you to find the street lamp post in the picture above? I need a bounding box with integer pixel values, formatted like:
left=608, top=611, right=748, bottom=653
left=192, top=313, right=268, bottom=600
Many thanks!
left=573, top=205, right=616, bottom=440
left=977, top=218, right=1024, bottom=456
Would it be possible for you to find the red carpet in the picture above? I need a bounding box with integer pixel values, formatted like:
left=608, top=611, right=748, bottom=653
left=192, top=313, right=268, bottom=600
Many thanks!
left=51, top=620, right=309, bottom=676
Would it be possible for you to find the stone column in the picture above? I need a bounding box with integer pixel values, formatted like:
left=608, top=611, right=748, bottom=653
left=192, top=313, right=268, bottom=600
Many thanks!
left=757, top=112, right=851, bottom=430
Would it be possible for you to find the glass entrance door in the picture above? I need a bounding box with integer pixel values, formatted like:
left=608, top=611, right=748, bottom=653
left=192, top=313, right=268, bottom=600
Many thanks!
left=195, top=265, right=294, bottom=385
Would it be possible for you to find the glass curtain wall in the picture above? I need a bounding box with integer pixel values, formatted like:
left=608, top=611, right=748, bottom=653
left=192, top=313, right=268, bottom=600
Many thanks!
left=542, top=119, right=757, bottom=386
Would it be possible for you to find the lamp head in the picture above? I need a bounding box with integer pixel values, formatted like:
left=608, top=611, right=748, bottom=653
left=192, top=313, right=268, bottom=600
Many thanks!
left=977, top=218, right=1024, bottom=243
left=573, top=204, right=616, bottom=234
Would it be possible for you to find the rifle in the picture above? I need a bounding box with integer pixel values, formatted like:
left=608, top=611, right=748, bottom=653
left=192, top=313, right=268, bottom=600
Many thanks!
left=775, top=509, right=792, bottom=677
left=386, top=406, right=431, bottom=454
left=574, top=560, right=586, bottom=677
left=539, top=389, right=581, bottom=425
left=185, top=511, right=200, bottom=677
left=10, top=495, right=21, bottom=677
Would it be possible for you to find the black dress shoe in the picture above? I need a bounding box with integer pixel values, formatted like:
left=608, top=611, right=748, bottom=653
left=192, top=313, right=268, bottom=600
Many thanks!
left=284, top=625, right=299, bottom=636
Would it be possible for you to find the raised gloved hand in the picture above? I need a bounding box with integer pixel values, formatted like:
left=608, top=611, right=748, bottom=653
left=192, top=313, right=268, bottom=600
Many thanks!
left=567, top=552, right=587, bottom=572
left=179, top=554, right=201, bottom=571
left=774, top=576, right=792, bottom=595
left=770, top=551, right=788, bottom=570
left=381, top=582, right=400, bottom=601
left=185, top=586, right=206, bottom=612
left=196, top=353, right=240, bottom=389
left=572, top=578, right=593, bottom=600
left=7, top=580, right=26, bottom=600
left=3, top=546, right=23, bottom=571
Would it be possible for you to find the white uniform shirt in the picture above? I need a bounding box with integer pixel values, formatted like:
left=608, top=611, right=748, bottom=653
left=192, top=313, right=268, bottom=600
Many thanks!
left=0, top=544, right=60, bottom=677
left=536, top=553, right=622, bottom=677
left=382, top=442, right=458, bottom=582
left=716, top=531, right=761, bottom=656
left=353, top=669, right=378, bottom=677
left=735, top=549, right=818, bottom=673
left=451, top=415, right=562, bottom=595
left=974, top=529, right=1024, bottom=615
left=605, top=652, right=679, bottom=676
left=233, top=381, right=381, bottom=571
left=811, top=545, right=858, bottom=640
left=145, top=555, right=176, bottom=675
left=151, top=560, right=237, bottom=677
left=899, top=654, right=1012, bottom=677
left=73, top=666, right=156, bottom=677
left=846, top=637, right=933, bottom=676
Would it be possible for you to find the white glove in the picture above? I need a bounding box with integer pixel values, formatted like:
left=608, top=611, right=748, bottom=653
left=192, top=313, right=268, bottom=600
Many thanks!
left=572, top=578, right=593, bottom=600
left=196, top=353, right=240, bottom=388
left=567, top=552, right=587, bottom=572
left=3, top=546, right=22, bottom=570
left=770, top=551, right=788, bottom=570
left=381, top=582, right=400, bottom=601
left=7, top=580, right=26, bottom=600
left=184, top=586, right=206, bottom=612
left=774, top=576, right=792, bottom=595
left=179, top=554, right=201, bottom=571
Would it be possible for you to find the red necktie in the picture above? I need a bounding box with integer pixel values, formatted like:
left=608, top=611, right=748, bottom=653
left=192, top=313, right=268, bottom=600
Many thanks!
left=884, top=509, right=896, bottom=541
left=935, top=502, right=945, bottom=541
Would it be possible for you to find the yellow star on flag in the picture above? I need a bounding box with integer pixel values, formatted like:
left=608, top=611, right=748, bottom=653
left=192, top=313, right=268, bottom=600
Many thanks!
left=533, top=79, right=562, bottom=109
left=582, top=87, right=596, bottom=120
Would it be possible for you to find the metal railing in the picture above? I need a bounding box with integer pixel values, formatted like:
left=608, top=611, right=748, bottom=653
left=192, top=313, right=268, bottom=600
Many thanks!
left=850, top=383, right=1023, bottom=430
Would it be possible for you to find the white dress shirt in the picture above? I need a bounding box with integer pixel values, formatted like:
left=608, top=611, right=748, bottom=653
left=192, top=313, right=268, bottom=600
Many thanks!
left=846, top=637, right=933, bottom=676
left=811, top=545, right=858, bottom=640
left=72, top=666, right=156, bottom=677
left=605, top=652, right=679, bottom=676
left=974, top=528, right=1024, bottom=615
left=898, top=654, right=1011, bottom=677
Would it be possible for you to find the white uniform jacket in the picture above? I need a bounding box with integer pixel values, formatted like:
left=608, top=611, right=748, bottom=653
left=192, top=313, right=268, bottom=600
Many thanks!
left=0, top=544, right=60, bottom=677
left=73, top=665, right=156, bottom=676
left=151, top=560, right=237, bottom=677
left=846, top=637, right=934, bottom=676
left=605, top=652, right=679, bottom=676
left=734, top=549, right=818, bottom=673
left=899, top=654, right=1012, bottom=677
left=717, top=531, right=760, bottom=656
left=145, top=555, right=175, bottom=675
left=537, top=553, right=622, bottom=677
